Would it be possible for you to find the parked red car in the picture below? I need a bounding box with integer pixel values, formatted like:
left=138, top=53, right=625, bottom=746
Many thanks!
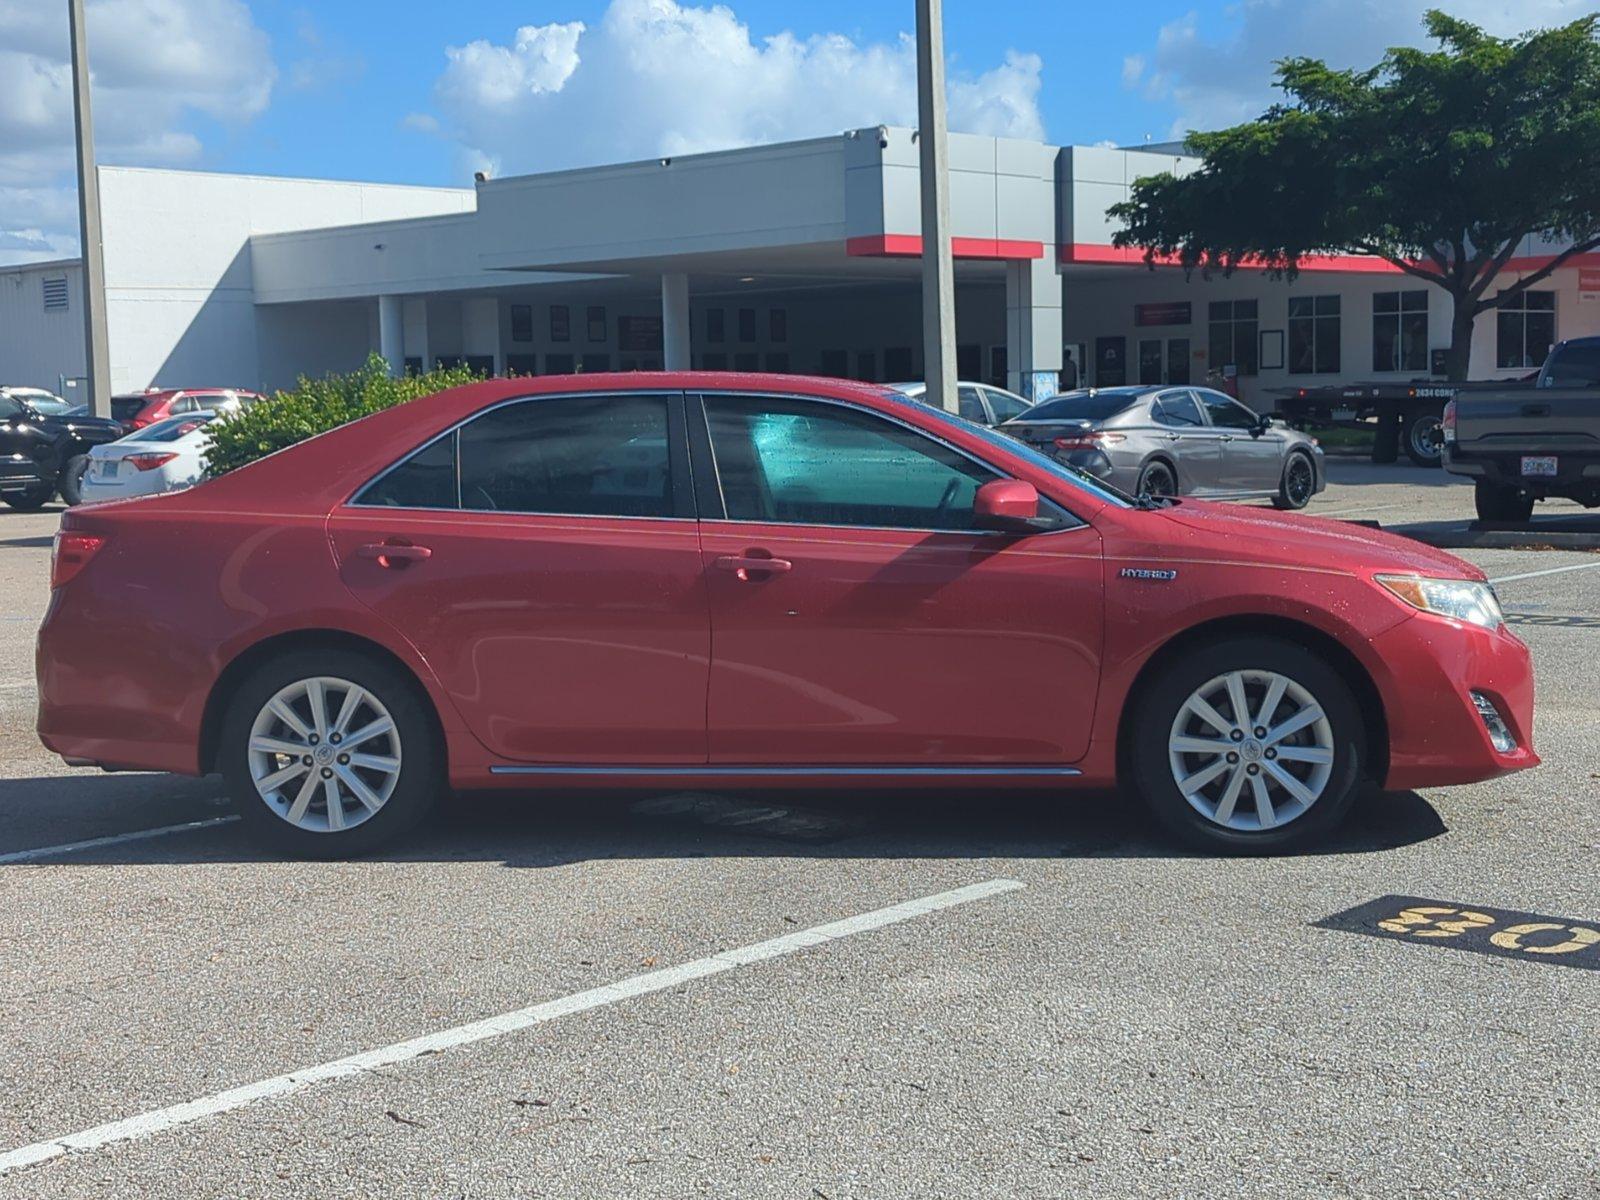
left=37, top=374, right=1537, bottom=856
left=111, top=388, right=262, bottom=433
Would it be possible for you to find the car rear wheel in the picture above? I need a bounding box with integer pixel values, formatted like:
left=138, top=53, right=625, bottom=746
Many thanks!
left=219, top=650, right=443, bottom=857
left=2, top=483, right=54, bottom=511
left=1137, top=460, right=1177, bottom=499
left=56, top=455, right=90, bottom=507
left=1271, top=451, right=1316, bottom=510
left=1129, top=637, right=1365, bottom=854
left=1474, top=481, right=1535, bottom=524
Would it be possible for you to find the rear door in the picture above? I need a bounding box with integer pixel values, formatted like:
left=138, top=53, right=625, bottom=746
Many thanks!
left=328, top=390, right=711, bottom=765
left=1151, top=389, right=1224, bottom=494
left=692, top=391, right=1105, bottom=766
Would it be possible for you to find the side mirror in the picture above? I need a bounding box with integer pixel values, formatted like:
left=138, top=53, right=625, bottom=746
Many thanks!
left=973, top=479, right=1058, bottom=533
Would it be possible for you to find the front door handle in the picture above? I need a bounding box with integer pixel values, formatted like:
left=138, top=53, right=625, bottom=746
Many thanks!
left=714, top=554, right=793, bottom=581
left=356, top=541, right=433, bottom=569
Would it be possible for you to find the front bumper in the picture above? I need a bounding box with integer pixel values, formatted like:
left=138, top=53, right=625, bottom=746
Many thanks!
left=0, top=454, right=50, bottom=493
left=1369, top=613, right=1538, bottom=790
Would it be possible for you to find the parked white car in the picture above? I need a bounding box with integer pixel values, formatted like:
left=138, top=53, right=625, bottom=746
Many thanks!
left=78, top=411, right=221, bottom=504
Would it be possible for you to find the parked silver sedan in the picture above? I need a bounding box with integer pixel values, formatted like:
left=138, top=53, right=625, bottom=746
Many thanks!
left=886, top=381, right=1034, bottom=427
left=999, top=385, right=1326, bottom=509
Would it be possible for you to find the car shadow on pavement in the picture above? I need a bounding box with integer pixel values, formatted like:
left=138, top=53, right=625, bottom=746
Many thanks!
left=0, top=535, right=55, bottom=548
left=0, top=773, right=1446, bottom=867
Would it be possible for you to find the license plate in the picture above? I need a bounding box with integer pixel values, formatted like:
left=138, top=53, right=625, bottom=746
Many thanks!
left=96, top=460, right=118, bottom=479
left=1521, top=456, right=1557, bottom=477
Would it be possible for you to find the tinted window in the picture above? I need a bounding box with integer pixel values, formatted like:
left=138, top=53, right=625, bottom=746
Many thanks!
left=1198, top=390, right=1259, bottom=429
left=1153, top=391, right=1204, bottom=427
left=0, top=396, right=23, bottom=420
left=957, top=385, right=987, bottom=423
left=1542, top=341, right=1600, bottom=387
left=704, top=396, right=997, bottom=531
left=983, top=388, right=1030, bottom=422
left=358, top=433, right=458, bottom=509
left=459, top=395, right=672, bottom=517
left=111, top=395, right=150, bottom=421
left=1023, top=391, right=1140, bottom=422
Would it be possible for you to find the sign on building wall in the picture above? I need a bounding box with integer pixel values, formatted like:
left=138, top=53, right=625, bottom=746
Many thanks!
left=1135, top=301, right=1192, bottom=327
left=618, top=315, right=664, bottom=352
left=1580, top=267, right=1600, bottom=303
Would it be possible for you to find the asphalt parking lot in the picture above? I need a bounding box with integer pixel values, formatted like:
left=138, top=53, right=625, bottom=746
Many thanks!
left=0, top=460, right=1596, bottom=1199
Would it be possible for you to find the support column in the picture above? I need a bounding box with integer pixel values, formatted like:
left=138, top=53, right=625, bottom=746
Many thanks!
left=402, top=297, right=429, bottom=373
left=377, top=294, right=404, bottom=377
left=662, top=273, right=690, bottom=370
left=1006, top=256, right=1063, bottom=401
left=463, top=297, right=503, bottom=376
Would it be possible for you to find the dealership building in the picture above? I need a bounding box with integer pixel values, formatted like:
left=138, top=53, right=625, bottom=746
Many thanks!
left=3, top=126, right=1596, bottom=410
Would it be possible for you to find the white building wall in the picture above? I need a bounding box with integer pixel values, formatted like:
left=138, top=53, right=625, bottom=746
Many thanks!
left=0, top=260, right=86, bottom=394
left=98, top=166, right=475, bottom=393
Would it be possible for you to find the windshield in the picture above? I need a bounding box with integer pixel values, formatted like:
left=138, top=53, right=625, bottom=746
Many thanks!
left=882, top=391, right=1134, bottom=508
left=129, top=413, right=217, bottom=442
left=1018, top=391, right=1142, bottom=422
left=1541, top=342, right=1600, bottom=388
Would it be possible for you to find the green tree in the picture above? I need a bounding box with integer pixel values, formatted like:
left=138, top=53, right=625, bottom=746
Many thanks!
left=1109, top=10, right=1600, bottom=381
left=203, top=354, right=480, bottom=476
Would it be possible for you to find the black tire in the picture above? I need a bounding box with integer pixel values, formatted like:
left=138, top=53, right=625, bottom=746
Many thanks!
left=56, top=455, right=90, bottom=507
left=1271, top=451, right=1316, bottom=510
left=1474, top=480, right=1535, bottom=524
left=1371, top=409, right=1401, bottom=464
left=2, top=483, right=53, bottom=511
left=1137, top=459, right=1177, bottom=498
left=1128, top=636, right=1366, bottom=855
left=218, top=649, right=444, bottom=858
left=1403, top=407, right=1444, bottom=468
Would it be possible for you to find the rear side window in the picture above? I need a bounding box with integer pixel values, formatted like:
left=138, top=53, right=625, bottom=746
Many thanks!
left=459, top=395, right=672, bottom=517
left=111, top=396, right=149, bottom=422
left=1542, top=342, right=1600, bottom=388
left=358, top=433, right=458, bottom=509
left=983, top=388, right=1029, bottom=422
left=1153, top=391, right=1203, bottom=427
left=957, top=385, right=987, bottom=423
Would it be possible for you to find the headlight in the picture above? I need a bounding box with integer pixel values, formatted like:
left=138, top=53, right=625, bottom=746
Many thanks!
left=1375, top=574, right=1504, bottom=629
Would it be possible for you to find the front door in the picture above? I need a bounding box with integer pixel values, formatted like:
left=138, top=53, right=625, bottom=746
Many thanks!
left=1197, top=388, right=1280, bottom=492
left=692, top=393, right=1105, bottom=765
left=328, top=390, right=711, bottom=764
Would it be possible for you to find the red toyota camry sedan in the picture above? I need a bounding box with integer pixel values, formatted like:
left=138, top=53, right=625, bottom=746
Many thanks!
left=36, top=374, right=1537, bottom=856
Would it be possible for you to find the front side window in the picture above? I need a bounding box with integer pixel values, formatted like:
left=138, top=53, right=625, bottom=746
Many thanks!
left=704, top=395, right=998, bottom=531
left=355, top=394, right=674, bottom=518
left=1207, top=300, right=1258, bottom=377
left=0, top=396, right=24, bottom=421
left=1373, top=290, right=1429, bottom=372
left=1288, top=295, right=1341, bottom=374
left=1197, top=390, right=1259, bottom=430
left=1496, top=290, right=1555, bottom=370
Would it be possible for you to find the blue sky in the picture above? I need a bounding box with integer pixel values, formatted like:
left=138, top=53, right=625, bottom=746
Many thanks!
left=0, top=0, right=1590, bottom=262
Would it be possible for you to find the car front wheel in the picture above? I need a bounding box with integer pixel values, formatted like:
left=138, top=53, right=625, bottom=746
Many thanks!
left=1129, top=637, right=1365, bottom=853
left=219, top=649, right=443, bottom=857
left=1271, top=451, right=1316, bottom=510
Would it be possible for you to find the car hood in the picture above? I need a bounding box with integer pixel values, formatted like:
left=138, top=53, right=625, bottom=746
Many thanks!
left=1151, top=499, right=1484, bottom=581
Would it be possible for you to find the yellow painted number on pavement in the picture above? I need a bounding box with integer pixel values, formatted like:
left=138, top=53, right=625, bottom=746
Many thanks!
left=1378, top=907, right=1495, bottom=938
left=1488, top=923, right=1600, bottom=956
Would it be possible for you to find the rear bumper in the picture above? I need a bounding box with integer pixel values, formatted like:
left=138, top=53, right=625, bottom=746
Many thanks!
left=1369, top=614, right=1539, bottom=790
left=1444, top=447, right=1600, bottom=495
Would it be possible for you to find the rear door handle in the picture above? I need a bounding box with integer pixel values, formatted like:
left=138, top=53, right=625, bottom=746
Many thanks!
left=357, top=541, right=433, bottom=568
left=714, top=554, right=793, bottom=581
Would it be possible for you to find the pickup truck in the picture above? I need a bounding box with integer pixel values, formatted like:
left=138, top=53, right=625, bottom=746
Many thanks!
left=1442, top=337, right=1600, bottom=522
left=0, top=390, right=123, bottom=510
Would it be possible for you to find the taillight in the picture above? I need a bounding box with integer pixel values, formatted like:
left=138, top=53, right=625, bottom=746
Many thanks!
left=51, top=532, right=105, bottom=589
left=1053, top=431, right=1126, bottom=450
left=126, top=452, right=178, bottom=472
left=1442, top=400, right=1457, bottom=444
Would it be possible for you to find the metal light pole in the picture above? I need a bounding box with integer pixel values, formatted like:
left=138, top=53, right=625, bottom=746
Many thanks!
left=69, top=0, right=112, bottom=418
left=914, top=0, right=958, bottom=413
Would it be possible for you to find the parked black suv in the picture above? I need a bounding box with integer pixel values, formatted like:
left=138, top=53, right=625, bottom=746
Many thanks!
left=0, top=392, right=123, bottom=510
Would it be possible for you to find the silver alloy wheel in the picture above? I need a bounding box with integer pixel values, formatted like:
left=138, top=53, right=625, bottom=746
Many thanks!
left=1167, top=669, right=1335, bottom=832
left=246, top=676, right=402, bottom=834
left=1408, top=415, right=1444, bottom=462
left=1284, top=455, right=1315, bottom=506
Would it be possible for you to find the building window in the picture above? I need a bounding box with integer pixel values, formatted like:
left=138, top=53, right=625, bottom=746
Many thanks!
left=1496, top=290, right=1556, bottom=369
left=586, top=306, right=607, bottom=343
left=1207, top=300, right=1258, bottom=376
left=550, top=306, right=570, bottom=342
left=819, top=349, right=848, bottom=377
left=701, top=352, right=728, bottom=370
left=705, top=308, right=725, bottom=343
left=883, top=346, right=914, bottom=380
left=42, top=277, right=68, bottom=312
left=737, top=308, right=757, bottom=343
left=769, top=308, right=787, bottom=343
left=1372, top=289, right=1428, bottom=372
left=1288, top=295, right=1341, bottom=375
left=510, top=305, right=533, bottom=343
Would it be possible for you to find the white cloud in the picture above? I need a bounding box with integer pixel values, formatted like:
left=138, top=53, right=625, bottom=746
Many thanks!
left=0, top=0, right=275, bottom=264
left=420, top=0, right=1047, bottom=177
left=1125, top=0, right=1593, bottom=137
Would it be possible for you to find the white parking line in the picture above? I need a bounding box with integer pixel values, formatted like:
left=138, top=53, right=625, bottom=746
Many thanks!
left=1490, top=560, right=1600, bottom=585
left=0, top=816, right=239, bottom=866
left=1308, top=503, right=1402, bottom=519
left=0, top=877, right=1024, bottom=1177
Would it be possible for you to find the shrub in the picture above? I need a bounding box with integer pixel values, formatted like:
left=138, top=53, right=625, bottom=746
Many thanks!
left=203, top=354, right=481, bottom=476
